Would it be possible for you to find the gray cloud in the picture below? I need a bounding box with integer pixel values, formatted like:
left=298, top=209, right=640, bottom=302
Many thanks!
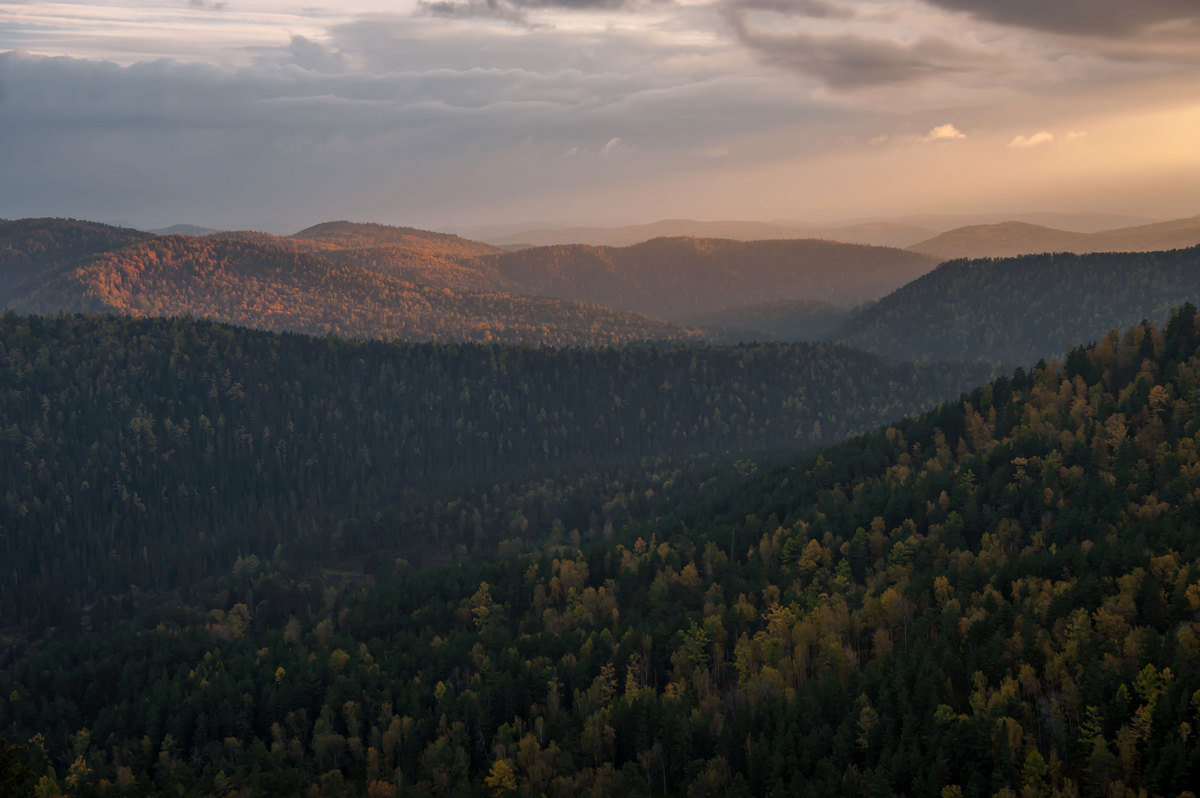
left=279, top=35, right=348, bottom=72
left=723, top=7, right=995, bottom=89
left=7, top=2, right=1198, bottom=231
left=513, top=0, right=629, bottom=7
left=0, top=20, right=825, bottom=230
left=417, top=0, right=532, bottom=25
left=417, top=0, right=634, bottom=24
left=921, top=0, right=1200, bottom=38
left=724, top=0, right=853, bottom=20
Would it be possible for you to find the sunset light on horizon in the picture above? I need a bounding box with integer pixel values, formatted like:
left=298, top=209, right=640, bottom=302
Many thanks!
left=2, top=0, right=1199, bottom=232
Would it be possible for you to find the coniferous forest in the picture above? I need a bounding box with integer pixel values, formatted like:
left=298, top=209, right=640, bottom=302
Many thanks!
left=4, top=216, right=1200, bottom=797
left=0, top=312, right=988, bottom=635
left=4, top=302, right=1200, bottom=796
left=833, top=246, right=1200, bottom=367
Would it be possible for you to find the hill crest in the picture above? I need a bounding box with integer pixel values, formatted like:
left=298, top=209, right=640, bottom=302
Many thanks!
left=910, top=213, right=1200, bottom=259
left=476, top=235, right=939, bottom=320
left=7, top=231, right=700, bottom=346
left=291, top=220, right=501, bottom=258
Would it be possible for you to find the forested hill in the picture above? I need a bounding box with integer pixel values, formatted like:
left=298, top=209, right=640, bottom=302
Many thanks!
left=5, top=234, right=696, bottom=346
left=289, top=221, right=502, bottom=259
left=192, top=229, right=507, bottom=293
left=2, top=219, right=945, bottom=345
left=0, top=218, right=150, bottom=306
left=834, top=245, right=1200, bottom=366
left=908, top=221, right=1096, bottom=260
left=0, top=313, right=989, bottom=631
left=474, top=237, right=939, bottom=319
left=3, top=307, right=1200, bottom=794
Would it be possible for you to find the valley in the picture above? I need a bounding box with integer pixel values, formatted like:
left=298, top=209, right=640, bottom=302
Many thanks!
left=2, top=211, right=1200, bottom=797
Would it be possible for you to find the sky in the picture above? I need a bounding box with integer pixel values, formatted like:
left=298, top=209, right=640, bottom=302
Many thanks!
left=1, top=0, right=1199, bottom=233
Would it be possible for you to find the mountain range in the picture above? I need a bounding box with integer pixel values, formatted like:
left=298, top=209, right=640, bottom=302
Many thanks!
left=1, top=219, right=941, bottom=344
left=909, top=214, right=1200, bottom=259
left=473, top=212, right=1200, bottom=260
left=9, top=215, right=1200, bottom=370
left=1, top=220, right=696, bottom=346
left=472, top=237, right=938, bottom=320
left=480, top=219, right=939, bottom=249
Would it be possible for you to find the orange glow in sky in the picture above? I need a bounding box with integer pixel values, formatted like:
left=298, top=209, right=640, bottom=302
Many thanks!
left=2, top=0, right=1198, bottom=230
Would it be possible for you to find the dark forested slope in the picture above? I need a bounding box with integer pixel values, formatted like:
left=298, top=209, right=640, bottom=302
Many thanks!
left=835, top=245, right=1200, bottom=366
left=4, top=307, right=1200, bottom=796
left=684, top=299, right=850, bottom=342
left=0, top=313, right=988, bottom=631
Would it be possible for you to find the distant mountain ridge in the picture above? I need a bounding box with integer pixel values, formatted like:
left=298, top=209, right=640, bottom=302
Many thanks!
left=290, top=220, right=503, bottom=258
left=911, top=213, right=1200, bottom=259
left=472, top=211, right=1157, bottom=249
left=484, top=219, right=812, bottom=248
left=475, top=236, right=940, bottom=320
left=149, top=224, right=222, bottom=236
left=485, top=218, right=937, bottom=249
left=17, top=214, right=1200, bottom=356
left=842, top=210, right=1149, bottom=233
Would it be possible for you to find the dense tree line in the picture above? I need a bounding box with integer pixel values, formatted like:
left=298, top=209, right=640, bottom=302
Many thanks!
left=834, top=245, right=1200, bottom=367
left=5, top=308, right=1200, bottom=795
left=0, top=313, right=987, bottom=632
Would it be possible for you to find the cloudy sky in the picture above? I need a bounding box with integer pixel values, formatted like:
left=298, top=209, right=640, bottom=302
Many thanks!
left=1, top=0, right=1198, bottom=232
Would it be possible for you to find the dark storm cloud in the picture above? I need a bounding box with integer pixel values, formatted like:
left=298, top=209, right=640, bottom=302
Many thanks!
left=920, top=0, right=1200, bottom=38
left=723, top=7, right=994, bottom=89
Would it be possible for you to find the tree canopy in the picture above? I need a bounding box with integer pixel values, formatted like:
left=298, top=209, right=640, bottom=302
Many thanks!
left=4, top=306, right=1200, bottom=795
